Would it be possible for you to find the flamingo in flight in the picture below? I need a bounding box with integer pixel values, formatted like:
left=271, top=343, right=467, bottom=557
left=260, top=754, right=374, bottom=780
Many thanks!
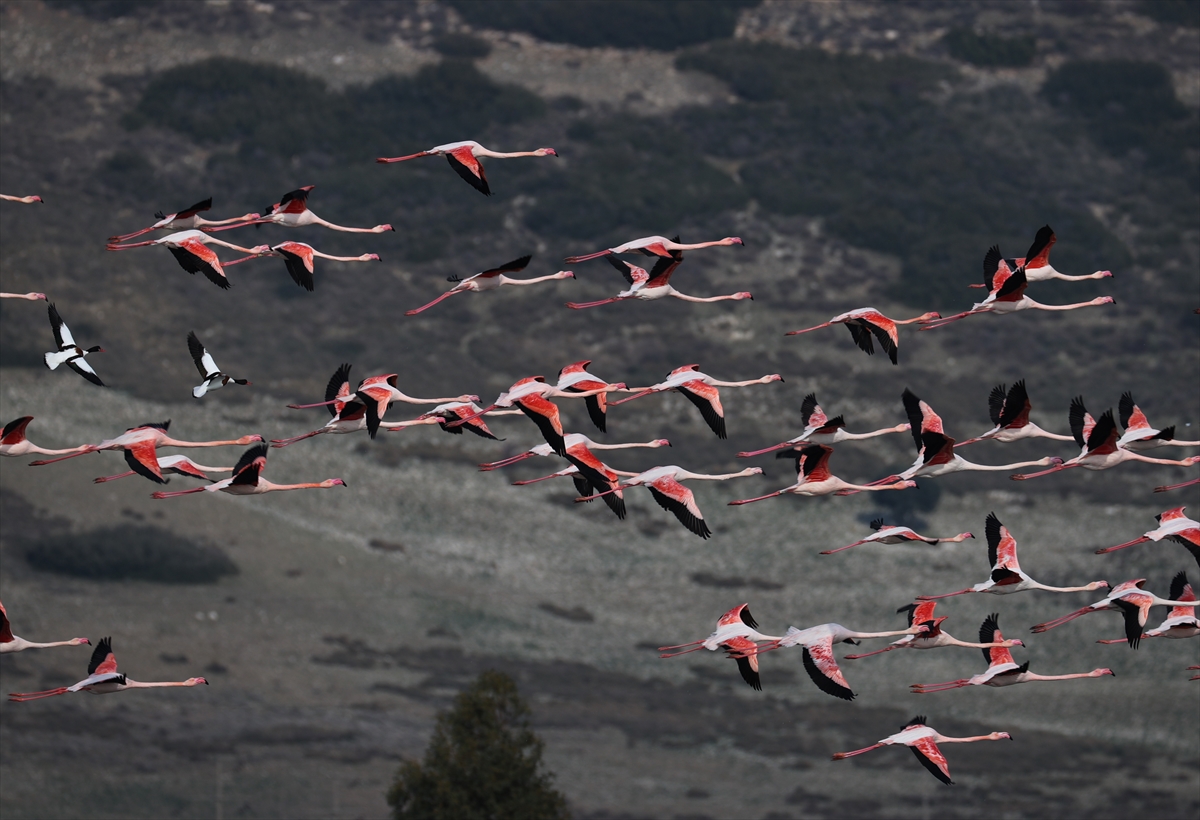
left=842, top=601, right=1022, bottom=659
left=29, top=420, right=262, bottom=484
left=956, top=380, right=1075, bottom=447
left=0, top=291, right=46, bottom=300
left=107, top=197, right=258, bottom=243
left=577, top=464, right=761, bottom=538
left=728, top=445, right=916, bottom=506
left=1010, top=399, right=1199, bottom=480
left=153, top=443, right=346, bottom=499
left=43, top=303, right=104, bottom=386
left=1097, top=572, right=1199, bottom=644
left=1, top=416, right=90, bottom=458
left=612, top=364, right=782, bottom=440
left=384, top=401, right=523, bottom=441
left=820, top=518, right=974, bottom=555
left=832, top=716, right=1012, bottom=786
left=8, top=638, right=206, bottom=701
left=205, top=186, right=393, bottom=233
left=658, top=604, right=783, bottom=691
left=912, top=615, right=1113, bottom=693
left=784, top=307, right=939, bottom=365
left=1117, top=392, right=1199, bottom=450
left=1, top=601, right=88, bottom=654
left=738, top=392, right=910, bottom=458
left=106, top=230, right=269, bottom=290
left=272, top=366, right=375, bottom=446
left=969, top=225, right=1112, bottom=287
left=1157, top=477, right=1200, bottom=493
left=376, top=141, right=558, bottom=196
left=447, top=376, right=624, bottom=456
left=0, top=194, right=42, bottom=203
left=405, top=255, right=574, bottom=316
left=187, top=332, right=250, bottom=398
left=1031, top=578, right=1200, bottom=648
left=920, top=247, right=1113, bottom=330
left=567, top=247, right=752, bottom=309
left=93, top=454, right=233, bottom=484
left=855, top=389, right=1063, bottom=490
left=918, top=513, right=1108, bottom=600
left=760, top=620, right=928, bottom=700
left=480, top=434, right=669, bottom=471
left=1095, top=506, right=1199, bottom=570
left=564, top=235, right=743, bottom=263
left=222, top=241, right=379, bottom=292
left=555, top=360, right=632, bottom=433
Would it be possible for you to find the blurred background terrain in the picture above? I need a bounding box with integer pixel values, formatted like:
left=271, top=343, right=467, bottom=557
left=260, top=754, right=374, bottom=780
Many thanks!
left=1, top=1, right=1197, bottom=818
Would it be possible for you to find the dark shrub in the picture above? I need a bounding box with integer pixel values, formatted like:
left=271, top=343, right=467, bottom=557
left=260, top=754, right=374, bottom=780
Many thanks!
left=447, top=0, right=757, bottom=50
left=26, top=524, right=238, bottom=583
left=1138, top=0, right=1200, bottom=27
left=943, top=28, right=1036, bottom=67
left=432, top=33, right=493, bottom=61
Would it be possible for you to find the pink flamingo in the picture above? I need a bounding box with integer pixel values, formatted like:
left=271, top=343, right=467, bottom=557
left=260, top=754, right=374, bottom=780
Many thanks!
left=922, top=247, right=1113, bottom=330
left=377, top=141, right=557, bottom=196
left=44, top=303, right=104, bottom=386
left=206, top=186, right=392, bottom=233
left=383, top=401, right=523, bottom=440
left=447, top=376, right=624, bottom=456
left=153, top=443, right=346, bottom=499
left=0, top=291, right=46, bottom=301
left=760, top=620, right=928, bottom=701
left=565, top=235, right=743, bottom=263
left=918, top=513, right=1107, bottom=600
left=785, top=307, right=940, bottom=365
left=842, top=602, right=1022, bottom=659
left=406, top=255, right=574, bottom=316
left=555, top=360, right=633, bottom=432
left=1, top=416, right=91, bottom=458
left=739, top=392, right=910, bottom=458
left=107, top=197, right=258, bottom=243
left=1095, top=506, right=1199, bottom=570
left=912, top=615, right=1112, bottom=692
left=1011, top=400, right=1199, bottom=480
left=578, top=464, right=761, bottom=538
left=93, top=454, right=232, bottom=484
left=658, top=604, right=783, bottom=691
left=969, top=225, right=1112, bottom=287
left=1098, top=572, right=1199, bottom=644
left=105, top=230, right=269, bottom=289
left=1117, top=392, right=1200, bottom=450
left=611, top=364, right=782, bottom=440
left=0, top=194, right=42, bottom=203
left=820, top=519, right=973, bottom=555
left=567, top=247, right=751, bottom=309
left=1031, top=578, right=1200, bottom=648
left=223, top=241, right=379, bottom=292
left=729, top=444, right=915, bottom=506
left=8, top=638, right=206, bottom=701
left=480, top=434, right=669, bottom=471
left=832, top=716, right=1011, bottom=785
left=29, top=420, right=262, bottom=484
left=956, top=380, right=1075, bottom=447
left=1, top=602, right=88, bottom=654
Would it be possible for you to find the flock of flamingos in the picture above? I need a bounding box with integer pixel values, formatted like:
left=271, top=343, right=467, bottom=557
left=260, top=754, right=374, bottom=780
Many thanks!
left=2, top=137, right=1199, bottom=787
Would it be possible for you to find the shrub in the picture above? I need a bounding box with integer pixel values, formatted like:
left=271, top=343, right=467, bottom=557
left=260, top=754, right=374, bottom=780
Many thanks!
left=26, top=524, right=238, bottom=583
left=943, top=28, right=1036, bottom=67
left=432, top=33, right=493, bottom=61
left=446, top=0, right=758, bottom=51
left=1138, top=0, right=1200, bottom=27
left=387, top=670, right=569, bottom=820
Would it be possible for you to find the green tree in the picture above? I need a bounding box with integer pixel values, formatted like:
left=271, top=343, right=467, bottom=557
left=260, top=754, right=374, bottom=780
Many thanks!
left=387, top=670, right=570, bottom=820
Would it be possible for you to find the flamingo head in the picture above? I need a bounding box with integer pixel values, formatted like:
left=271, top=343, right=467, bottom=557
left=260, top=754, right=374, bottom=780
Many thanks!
left=326, top=478, right=348, bottom=488
left=31, top=292, right=48, bottom=301
left=187, top=677, right=209, bottom=686
left=375, top=224, right=395, bottom=233
left=236, top=435, right=265, bottom=445
left=250, top=245, right=272, bottom=255
left=990, top=732, right=1013, bottom=741
left=1041, top=456, right=1065, bottom=467
left=1087, top=580, right=1110, bottom=590
left=746, top=467, right=764, bottom=475
left=1183, top=456, right=1200, bottom=466
left=653, top=439, right=671, bottom=447
left=70, top=637, right=90, bottom=645
left=1095, top=296, right=1115, bottom=305
left=366, top=254, right=381, bottom=261
left=916, top=312, right=942, bottom=322
left=900, top=480, right=919, bottom=489
left=458, top=394, right=481, bottom=403
left=1097, top=270, right=1113, bottom=278
left=763, top=374, right=784, bottom=384
left=536, top=148, right=558, bottom=157
left=734, top=292, right=753, bottom=300
left=1092, top=668, right=1115, bottom=677
left=554, top=270, right=575, bottom=280
left=1005, top=638, right=1025, bottom=648
left=726, top=237, right=744, bottom=246
left=959, top=532, right=975, bottom=540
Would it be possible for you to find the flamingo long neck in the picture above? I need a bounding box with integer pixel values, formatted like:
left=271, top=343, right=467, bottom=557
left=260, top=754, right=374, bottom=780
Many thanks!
left=9, top=638, right=81, bottom=650
left=1019, top=672, right=1095, bottom=682
left=670, top=291, right=744, bottom=303
left=938, top=734, right=1001, bottom=744
left=501, top=274, right=568, bottom=286
left=160, top=436, right=250, bottom=449
left=475, top=149, right=544, bottom=159
left=674, top=240, right=734, bottom=250
left=847, top=629, right=918, bottom=639
left=839, top=426, right=906, bottom=441
left=311, top=251, right=372, bottom=262
left=683, top=469, right=756, bottom=481
left=961, top=456, right=1054, bottom=471
left=1025, top=298, right=1107, bottom=311
left=122, top=679, right=192, bottom=689
left=259, top=480, right=331, bottom=492
left=592, top=441, right=660, bottom=450
left=309, top=214, right=374, bottom=233
left=32, top=444, right=93, bottom=455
